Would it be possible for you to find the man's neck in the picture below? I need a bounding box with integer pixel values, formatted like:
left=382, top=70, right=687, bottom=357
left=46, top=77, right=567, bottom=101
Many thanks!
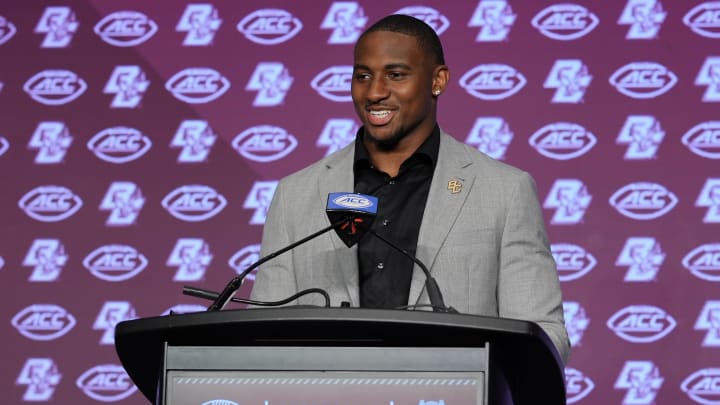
left=364, top=128, right=435, bottom=178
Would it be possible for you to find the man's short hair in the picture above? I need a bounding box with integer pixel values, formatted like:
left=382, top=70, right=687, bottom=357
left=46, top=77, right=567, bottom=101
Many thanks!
left=358, top=14, right=445, bottom=66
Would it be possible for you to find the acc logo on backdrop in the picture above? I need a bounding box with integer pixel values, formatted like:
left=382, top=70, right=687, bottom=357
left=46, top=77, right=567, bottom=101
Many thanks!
left=94, top=11, right=157, bottom=47
left=543, top=179, right=592, bottom=225
left=0, top=15, right=17, bottom=44
left=465, top=117, right=513, bottom=160
left=459, top=64, right=526, bottom=100
left=321, top=2, right=367, bottom=44
left=19, top=185, right=83, bottom=222
left=12, top=304, right=76, bottom=341
left=683, top=243, right=720, bottom=282
left=237, top=8, right=302, bottom=45
left=35, top=6, right=78, bottom=47
left=563, top=301, right=590, bottom=347
left=695, top=178, right=720, bottom=223
left=93, top=301, right=137, bottom=345
left=76, top=364, right=137, bottom=402
left=552, top=243, right=596, bottom=282
left=529, top=122, right=596, bottom=160
left=609, top=62, right=677, bottom=99
left=609, top=182, right=678, bottom=220
left=684, top=2, right=720, bottom=38
left=104, top=65, right=150, bottom=108
left=681, top=368, right=720, bottom=404
left=616, top=115, right=665, bottom=160
left=24, top=69, right=87, bottom=105
left=83, top=245, right=148, bottom=282
left=162, top=185, right=227, bottom=222
left=695, top=56, right=720, bottom=102
left=16, top=358, right=62, bottom=401
left=616, top=237, right=665, bottom=282
left=544, top=59, right=592, bottom=103
left=694, top=301, right=720, bottom=347
left=244, top=181, right=278, bottom=225
left=395, top=6, right=450, bottom=35
left=88, top=127, right=152, bottom=163
left=532, top=4, right=599, bottom=40
left=166, top=67, right=230, bottom=104
left=311, top=65, right=352, bottom=102
left=682, top=121, right=720, bottom=159
left=468, top=0, right=516, bottom=41
left=28, top=121, right=73, bottom=164
left=246, top=62, right=293, bottom=106
left=171, top=120, right=217, bottom=163
left=317, top=118, right=358, bottom=157
left=618, top=0, right=667, bottom=39
left=607, top=305, right=676, bottom=343
left=229, top=244, right=261, bottom=281
left=0, top=135, right=9, bottom=156
left=233, top=125, right=297, bottom=162
left=22, top=239, right=68, bottom=282
left=167, top=238, right=214, bottom=282
left=565, top=368, right=594, bottom=404
left=176, top=4, right=222, bottom=46
left=614, top=361, right=663, bottom=405
left=99, top=182, right=145, bottom=226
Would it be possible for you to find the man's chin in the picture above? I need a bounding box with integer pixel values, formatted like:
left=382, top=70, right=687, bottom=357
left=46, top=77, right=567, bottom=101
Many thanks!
left=365, top=128, right=402, bottom=150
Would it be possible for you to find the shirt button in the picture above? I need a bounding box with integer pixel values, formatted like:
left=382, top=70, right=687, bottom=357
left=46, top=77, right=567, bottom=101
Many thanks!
left=388, top=180, right=396, bottom=185
left=376, top=262, right=384, bottom=270
left=382, top=219, right=389, bottom=226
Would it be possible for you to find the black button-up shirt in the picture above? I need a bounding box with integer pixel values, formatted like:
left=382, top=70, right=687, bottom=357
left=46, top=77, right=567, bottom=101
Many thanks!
left=353, top=126, right=440, bottom=308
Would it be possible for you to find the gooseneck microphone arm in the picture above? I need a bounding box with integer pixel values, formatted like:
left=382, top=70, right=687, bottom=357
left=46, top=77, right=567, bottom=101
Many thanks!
left=368, top=229, right=456, bottom=313
left=206, top=216, right=353, bottom=312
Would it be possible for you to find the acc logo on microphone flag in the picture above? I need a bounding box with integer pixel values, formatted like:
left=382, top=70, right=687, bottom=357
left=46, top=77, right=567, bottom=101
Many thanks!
left=311, top=65, right=352, bottom=102
left=166, top=67, right=230, bottom=104
left=609, top=182, right=678, bottom=220
left=609, top=62, right=677, bottom=99
left=162, top=185, right=227, bottom=222
left=681, top=368, right=720, bottom=404
left=607, top=305, right=676, bottom=343
left=329, top=193, right=378, bottom=212
left=683, top=243, right=720, bottom=282
left=459, top=64, right=526, bottom=100
left=684, top=2, right=720, bottom=38
left=76, top=364, right=137, bottom=402
left=565, top=367, right=595, bottom=404
left=237, top=9, right=303, bottom=45
left=19, top=185, right=83, bottom=222
left=529, top=122, right=596, bottom=160
left=232, top=125, right=297, bottom=163
left=682, top=121, right=720, bottom=159
left=532, top=4, right=599, bottom=41
left=83, top=245, right=148, bottom=282
left=552, top=243, right=596, bottom=281
left=88, top=127, right=152, bottom=164
left=24, top=69, right=87, bottom=105
left=394, top=6, right=450, bottom=35
left=12, top=304, right=76, bottom=341
left=94, top=11, right=158, bottom=47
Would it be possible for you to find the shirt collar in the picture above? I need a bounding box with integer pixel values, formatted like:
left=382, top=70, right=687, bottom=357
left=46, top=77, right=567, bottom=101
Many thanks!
left=353, top=125, right=440, bottom=172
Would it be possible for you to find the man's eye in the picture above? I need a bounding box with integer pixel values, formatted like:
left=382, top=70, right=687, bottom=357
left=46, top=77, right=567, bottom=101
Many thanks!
left=355, top=73, right=371, bottom=80
left=388, top=72, right=406, bottom=79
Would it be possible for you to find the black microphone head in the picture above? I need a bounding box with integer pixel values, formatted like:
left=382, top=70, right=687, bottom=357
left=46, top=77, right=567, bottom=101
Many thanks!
left=326, top=192, right=378, bottom=247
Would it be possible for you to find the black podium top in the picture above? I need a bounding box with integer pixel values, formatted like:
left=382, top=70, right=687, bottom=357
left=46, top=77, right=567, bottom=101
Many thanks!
left=115, top=307, right=565, bottom=404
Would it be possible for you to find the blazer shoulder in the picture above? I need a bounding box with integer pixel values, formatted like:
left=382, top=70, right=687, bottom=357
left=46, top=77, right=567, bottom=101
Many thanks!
left=280, top=142, right=354, bottom=185
left=440, top=131, right=530, bottom=181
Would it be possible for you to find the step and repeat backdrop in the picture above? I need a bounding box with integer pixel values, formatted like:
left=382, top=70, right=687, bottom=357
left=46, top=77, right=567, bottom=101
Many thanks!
left=0, top=0, right=718, bottom=404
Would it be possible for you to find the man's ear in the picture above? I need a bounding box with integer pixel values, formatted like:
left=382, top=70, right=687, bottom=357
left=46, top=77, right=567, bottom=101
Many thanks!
left=432, top=65, right=450, bottom=95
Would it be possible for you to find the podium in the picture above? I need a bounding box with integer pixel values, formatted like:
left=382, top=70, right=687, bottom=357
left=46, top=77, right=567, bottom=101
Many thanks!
left=115, top=307, right=565, bottom=405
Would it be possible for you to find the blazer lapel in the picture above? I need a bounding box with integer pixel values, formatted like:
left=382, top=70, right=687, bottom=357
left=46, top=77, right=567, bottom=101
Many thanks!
left=408, top=132, right=476, bottom=305
left=316, top=145, right=361, bottom=306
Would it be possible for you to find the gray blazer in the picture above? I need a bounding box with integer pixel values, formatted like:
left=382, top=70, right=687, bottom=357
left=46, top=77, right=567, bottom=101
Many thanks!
left=250, top=131, right=571, bottom=363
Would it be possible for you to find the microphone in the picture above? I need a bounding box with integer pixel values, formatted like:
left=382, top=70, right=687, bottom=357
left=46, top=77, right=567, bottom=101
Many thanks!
left=202, top=192, right=376, bottom=312
left=325, top=193, right=455, bottom=313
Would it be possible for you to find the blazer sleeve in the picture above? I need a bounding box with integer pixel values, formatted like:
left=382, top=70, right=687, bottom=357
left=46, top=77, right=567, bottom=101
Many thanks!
left=498, top=171, right=571, bottom=364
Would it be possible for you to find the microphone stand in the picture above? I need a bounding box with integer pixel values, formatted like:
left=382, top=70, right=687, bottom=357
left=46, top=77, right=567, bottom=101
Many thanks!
left=205, top=216, right=352, bottom=311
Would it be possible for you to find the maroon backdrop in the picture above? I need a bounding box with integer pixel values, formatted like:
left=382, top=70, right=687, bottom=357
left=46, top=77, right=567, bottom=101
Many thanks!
left=1, top=1, right=718, bottom=404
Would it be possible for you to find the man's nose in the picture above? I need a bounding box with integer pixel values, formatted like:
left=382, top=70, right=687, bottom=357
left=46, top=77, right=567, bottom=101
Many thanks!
left=366, top=77, right=389, bottom=101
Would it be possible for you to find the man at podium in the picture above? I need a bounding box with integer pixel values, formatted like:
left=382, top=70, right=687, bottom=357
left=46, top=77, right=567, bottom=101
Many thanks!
left=250, top=14, right=570, bottom=364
